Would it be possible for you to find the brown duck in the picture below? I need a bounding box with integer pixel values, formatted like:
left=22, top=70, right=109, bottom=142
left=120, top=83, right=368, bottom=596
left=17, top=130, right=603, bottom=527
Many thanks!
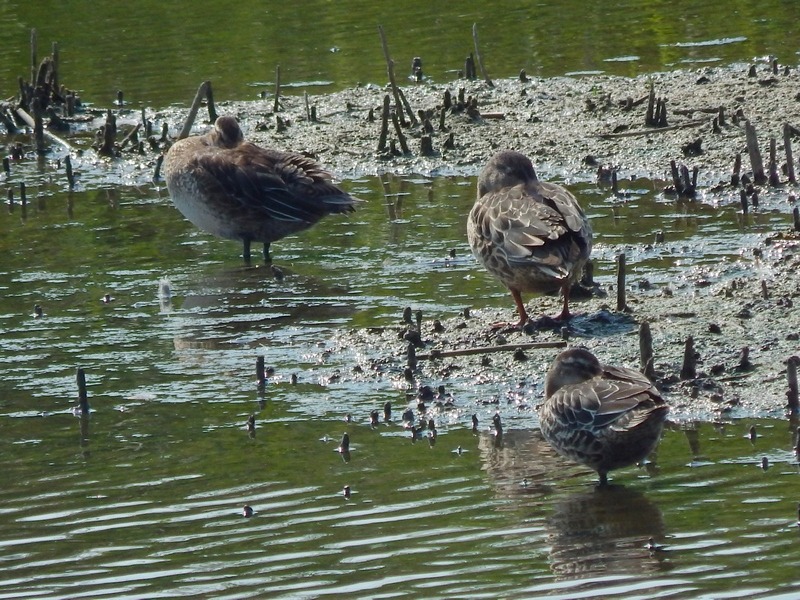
left=467, top=150, right=591, bottom=326
left=539, top=347, right=669, bottom=486
left=164, top=115, right=357, bottom=262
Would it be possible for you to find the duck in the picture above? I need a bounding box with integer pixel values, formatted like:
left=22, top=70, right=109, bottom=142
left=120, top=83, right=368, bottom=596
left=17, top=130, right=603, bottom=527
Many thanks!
left=538, top=347, right=669, bottom=486
left=467, top=150, right=592, bottom=327
left=163, top=115, right=358, bottom=262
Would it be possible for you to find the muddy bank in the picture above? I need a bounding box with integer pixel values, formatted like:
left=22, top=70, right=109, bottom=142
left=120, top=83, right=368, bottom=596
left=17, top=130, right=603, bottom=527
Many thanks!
left=331, top=225, right=800, bottom=423
left=195, top=59, right=800, bottom=187
left=7, top=60, right=800, bottom=422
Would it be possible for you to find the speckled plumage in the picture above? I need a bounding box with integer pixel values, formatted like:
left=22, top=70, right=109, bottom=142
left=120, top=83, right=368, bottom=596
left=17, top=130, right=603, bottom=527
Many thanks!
left=467, top=150, right=591, bottom=325
left=539, top=348, right=669, bottom=485
left=164, top=115, right=357, bottom=261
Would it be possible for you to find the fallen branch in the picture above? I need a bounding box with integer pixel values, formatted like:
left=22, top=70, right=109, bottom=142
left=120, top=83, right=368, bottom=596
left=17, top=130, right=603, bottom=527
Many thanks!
left=597, top=119, right=706, bottom=139
left=15, top=106, right=74, bottom=152
left=416, top=340, right=565, bottom=360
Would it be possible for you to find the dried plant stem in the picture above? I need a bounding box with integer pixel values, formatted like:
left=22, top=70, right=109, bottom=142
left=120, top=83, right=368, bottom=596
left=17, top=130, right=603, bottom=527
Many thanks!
left=471, top=23, right=494, bottom=87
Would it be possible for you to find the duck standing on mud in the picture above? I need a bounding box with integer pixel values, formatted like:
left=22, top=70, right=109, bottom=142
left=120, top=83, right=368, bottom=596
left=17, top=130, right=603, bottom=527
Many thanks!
left=164, top=115, right=358, bottom=262
left=467, top=150, right=592, bottom=327
left=538, top=347, right=669, bottom=486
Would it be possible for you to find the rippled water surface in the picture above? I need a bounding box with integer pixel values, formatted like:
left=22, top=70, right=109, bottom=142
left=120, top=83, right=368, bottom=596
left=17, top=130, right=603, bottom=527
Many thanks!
left=1, top=175, right=798, bottom=598
left=3, top=1, right=800, bottom=597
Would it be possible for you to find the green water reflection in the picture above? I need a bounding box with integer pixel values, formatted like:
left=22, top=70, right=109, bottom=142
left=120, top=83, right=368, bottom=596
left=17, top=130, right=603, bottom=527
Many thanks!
left=2, top=0, right=798, bottom=107
left=2, top=1, right=800, bottom=596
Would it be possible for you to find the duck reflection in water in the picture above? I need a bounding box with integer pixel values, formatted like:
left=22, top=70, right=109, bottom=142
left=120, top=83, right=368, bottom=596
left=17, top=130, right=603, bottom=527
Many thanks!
left=477, top=429, right=670, bottom=580
left=547, top=484, right=669, bottom=579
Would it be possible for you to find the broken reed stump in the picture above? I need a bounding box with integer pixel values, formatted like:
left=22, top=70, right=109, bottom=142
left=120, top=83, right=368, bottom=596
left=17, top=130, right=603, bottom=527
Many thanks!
left=76, top=367, right=89, bottom=414
left=390, top=110, right=410, bottom=154
left=395, top=86, right=417, bottom=126
left=32, top=97, right=45, bottom=154
left=616, top=252, right=628, bottom=311
left=377, top=95, right=390, bottom=152
left=178, top=80, right=217, bottom=140
left=745, top=120, right=768, bottom=185
left=738, top=346, right=751, bottom=370
left=98, top=110, right=117, bottom=156
left=787, top=355, right=799, bottom=414
left=438, top=105, right=447, bottom=131
left=464, top=53, right=476, bottom=80
left=768, top=137, right=781, bottom=186
left=256, top=355, right=266, bottom=390
left=669, top=160, right=697, bottom=197
left=785, top=123, right=797, bottom=184
left=680, top=335, right=697, bottom=380
left=731, top=152, right=742, bottom=187
left=639, top=320, right=656, bottom=381
left=273, top=65, right=281, bottom=112
left=471, top=23, right=493, bottom=87
left=645, top=84, right=668, bottom=127
left=420, top=135, right=434, bottom=156
left=407, top=343, right=417, bottom=370
left=65, top=154, right=75, bottom=188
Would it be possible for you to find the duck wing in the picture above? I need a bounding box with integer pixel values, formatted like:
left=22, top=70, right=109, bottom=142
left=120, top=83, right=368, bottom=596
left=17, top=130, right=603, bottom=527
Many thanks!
left=196, top=144, right=355, bottom=223
left=472, top=182, right=591, bottom=277
left=548, top=369, right=664, bottom=433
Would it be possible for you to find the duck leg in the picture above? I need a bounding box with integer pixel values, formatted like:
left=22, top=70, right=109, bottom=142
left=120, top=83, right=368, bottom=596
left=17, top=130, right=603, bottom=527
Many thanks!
left=510, top=288, right=530, bottom=327
left=556, top=283, right=572, bottom=321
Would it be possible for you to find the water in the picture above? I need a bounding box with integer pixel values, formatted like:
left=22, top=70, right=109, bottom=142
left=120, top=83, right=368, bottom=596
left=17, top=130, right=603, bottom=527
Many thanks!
left=2, top=1, right=800, bottom=597
left=2, top=0, right=799, bottom=106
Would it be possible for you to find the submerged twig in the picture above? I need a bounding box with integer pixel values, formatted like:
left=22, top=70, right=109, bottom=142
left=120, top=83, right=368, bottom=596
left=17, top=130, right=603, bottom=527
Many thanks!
left=416, top=340, right=565, bottom=361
